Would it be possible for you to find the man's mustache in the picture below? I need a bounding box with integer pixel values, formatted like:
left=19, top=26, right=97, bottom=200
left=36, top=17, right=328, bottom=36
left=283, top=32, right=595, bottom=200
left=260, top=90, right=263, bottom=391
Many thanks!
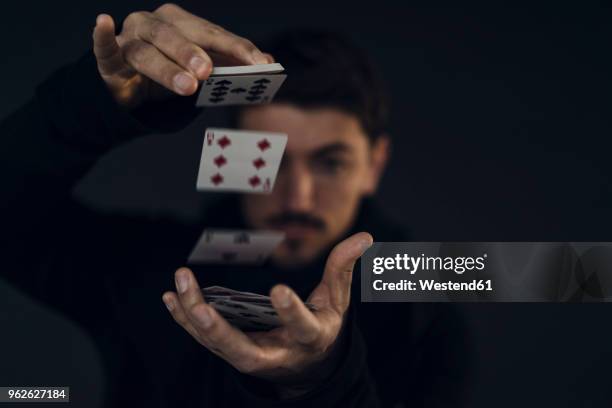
left=266, top=212, right=326, bottom=230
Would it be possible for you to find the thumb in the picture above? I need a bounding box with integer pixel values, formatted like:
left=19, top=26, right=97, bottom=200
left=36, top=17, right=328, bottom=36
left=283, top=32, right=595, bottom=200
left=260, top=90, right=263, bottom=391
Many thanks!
left=93, top=14, right=124, bottom=76
left=321, top=232, right=373, bottom=313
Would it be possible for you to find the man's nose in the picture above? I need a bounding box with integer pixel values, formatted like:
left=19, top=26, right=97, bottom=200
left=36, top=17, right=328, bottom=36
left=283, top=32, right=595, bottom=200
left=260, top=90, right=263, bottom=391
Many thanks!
left=282, top=163, right=315, bottom=213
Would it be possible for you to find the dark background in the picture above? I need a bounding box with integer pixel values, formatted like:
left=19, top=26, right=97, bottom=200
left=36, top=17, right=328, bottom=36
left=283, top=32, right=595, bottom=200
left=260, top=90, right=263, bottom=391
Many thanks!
left=1, top=2, right=611, bottom=406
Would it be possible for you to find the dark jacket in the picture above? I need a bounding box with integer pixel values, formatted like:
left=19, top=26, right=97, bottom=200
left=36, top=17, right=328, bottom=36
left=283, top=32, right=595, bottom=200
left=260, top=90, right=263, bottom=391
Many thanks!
left=0, top=52, right=471, bottom=407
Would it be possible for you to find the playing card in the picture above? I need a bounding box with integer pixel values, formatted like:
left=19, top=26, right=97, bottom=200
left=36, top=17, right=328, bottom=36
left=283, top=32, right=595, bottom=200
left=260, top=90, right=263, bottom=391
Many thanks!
left=209, top=298, right=280, bottom=325
left=203, top=286, right=268, bottom=300
left=187, top=229, right=285, bottom=264
left=201, top=285, right=318, bottom=331
left=210, top=63, right=285, bottom=76
left=196, top=74, right=286, bottom=107
left=202, top=286, right=250, bottom=298
left=196, top=128, right=287, bottom=194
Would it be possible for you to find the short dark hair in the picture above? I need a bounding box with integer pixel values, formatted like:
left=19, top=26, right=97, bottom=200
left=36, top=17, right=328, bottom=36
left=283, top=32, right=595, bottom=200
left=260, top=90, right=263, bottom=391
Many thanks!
left=229, top=29, right=390, bottom=140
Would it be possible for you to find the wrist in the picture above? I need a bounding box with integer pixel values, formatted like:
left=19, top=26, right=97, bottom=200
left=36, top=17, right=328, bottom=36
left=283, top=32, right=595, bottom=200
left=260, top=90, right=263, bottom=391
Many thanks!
left=273, top=324, right=349, bottom=399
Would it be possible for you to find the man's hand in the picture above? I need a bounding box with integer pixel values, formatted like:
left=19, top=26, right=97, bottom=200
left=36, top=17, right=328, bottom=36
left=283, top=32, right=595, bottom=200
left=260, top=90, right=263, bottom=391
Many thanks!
left=92, top=3, right=272, bottom=108
left=162, top=232, right=373, bottom=394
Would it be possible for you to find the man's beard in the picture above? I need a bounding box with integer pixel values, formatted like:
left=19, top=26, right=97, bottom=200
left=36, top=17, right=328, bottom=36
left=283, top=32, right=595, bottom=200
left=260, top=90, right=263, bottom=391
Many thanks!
left=284, top=238, right=304, bottom=252
left=265, top=211, right=326, bottom=230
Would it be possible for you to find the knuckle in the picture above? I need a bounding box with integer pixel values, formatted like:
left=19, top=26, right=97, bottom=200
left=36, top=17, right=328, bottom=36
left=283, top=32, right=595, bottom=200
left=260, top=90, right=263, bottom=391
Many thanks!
left=235, top=38, right=256, bottom=54
left=156, top=3, right=181, bottom=14
left=125, top=41, right=149, bottom=67
left=206, top=25, right=224, bottom=37
left=179, top=44, right=200, bottom=64
left=148, top=19, right=172, bottom=42
left=212, top=23, right=227, bottom=32
left=124, top=11, right=144, bottom=26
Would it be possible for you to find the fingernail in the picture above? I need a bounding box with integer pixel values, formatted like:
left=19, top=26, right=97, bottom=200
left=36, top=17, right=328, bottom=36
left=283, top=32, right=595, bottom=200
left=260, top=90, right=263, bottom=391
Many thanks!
left=175, top=272, right=189, bottom=294
left=189, top=56, right=208, bottom=77
left=275, top=286, right=292, bottom=308
left=251, top=50, right=268, bottom=65
left=197, top=306, right=213, bottom=329
left=163, top=296, right=174, bottom=311
left=173, top=72, right=195, bottom=94
left=262, top=52, right=275, bottom=63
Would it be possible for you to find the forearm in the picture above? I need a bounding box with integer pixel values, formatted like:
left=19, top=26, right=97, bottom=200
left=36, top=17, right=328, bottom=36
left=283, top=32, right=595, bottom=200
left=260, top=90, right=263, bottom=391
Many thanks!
left=0, top=51, right=201, bottom=237
left=0, top=53, right=147, bottom=232
left=0, top=50, right=201, bottom=296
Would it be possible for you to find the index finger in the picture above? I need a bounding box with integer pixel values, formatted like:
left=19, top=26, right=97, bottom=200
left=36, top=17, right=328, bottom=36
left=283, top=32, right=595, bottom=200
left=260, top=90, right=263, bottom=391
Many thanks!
left=154, top=4, right=269, bottom=65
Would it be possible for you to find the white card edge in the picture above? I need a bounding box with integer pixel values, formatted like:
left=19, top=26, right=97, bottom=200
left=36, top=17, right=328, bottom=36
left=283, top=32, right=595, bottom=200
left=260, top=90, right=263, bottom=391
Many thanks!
left=210, top=63, right=285, bottom=76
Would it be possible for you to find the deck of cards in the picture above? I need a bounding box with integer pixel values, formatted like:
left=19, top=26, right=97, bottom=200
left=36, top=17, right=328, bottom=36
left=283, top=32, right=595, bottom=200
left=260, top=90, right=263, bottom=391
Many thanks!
left=183, top=63, right=298, bottom=331
left=196, top=63, right=286, bottom=107
left=202, top=286, right=317, bottom=331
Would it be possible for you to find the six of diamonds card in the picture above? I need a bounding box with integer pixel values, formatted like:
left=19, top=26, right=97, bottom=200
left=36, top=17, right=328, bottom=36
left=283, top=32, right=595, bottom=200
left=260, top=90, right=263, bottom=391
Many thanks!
left=196, top=128, right=287, bottom=193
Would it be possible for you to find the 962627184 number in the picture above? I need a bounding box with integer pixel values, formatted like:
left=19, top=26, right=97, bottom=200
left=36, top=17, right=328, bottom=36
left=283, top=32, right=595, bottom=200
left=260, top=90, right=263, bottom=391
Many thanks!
left=2, top=387, right=69, bottom=402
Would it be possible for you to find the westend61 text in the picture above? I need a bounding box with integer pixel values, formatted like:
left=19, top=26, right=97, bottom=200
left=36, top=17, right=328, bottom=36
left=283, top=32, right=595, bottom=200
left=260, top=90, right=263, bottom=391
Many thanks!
left=372, top=279, right=493, bottom=292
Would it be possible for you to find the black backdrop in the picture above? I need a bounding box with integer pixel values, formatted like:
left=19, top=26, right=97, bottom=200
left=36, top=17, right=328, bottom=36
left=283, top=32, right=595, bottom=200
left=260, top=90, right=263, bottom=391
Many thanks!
left=1, top=2, right=611, bottom=406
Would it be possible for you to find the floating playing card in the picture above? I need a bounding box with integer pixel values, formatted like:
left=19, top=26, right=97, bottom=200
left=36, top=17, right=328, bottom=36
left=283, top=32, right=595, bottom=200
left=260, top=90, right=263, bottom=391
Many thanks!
left=196, top=73, right=286, bottom=106
left=196, top=128, right=287, bottom=194
left=187, top=229, right=285, bottom=264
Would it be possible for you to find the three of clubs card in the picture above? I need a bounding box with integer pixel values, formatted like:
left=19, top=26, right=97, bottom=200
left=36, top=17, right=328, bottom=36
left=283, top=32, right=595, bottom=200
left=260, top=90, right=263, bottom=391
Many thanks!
left=196, top=128, right=287, bottom=193
left=196, top=63, right=286, bottom=107
left=188, top=229, right=285, bottom=265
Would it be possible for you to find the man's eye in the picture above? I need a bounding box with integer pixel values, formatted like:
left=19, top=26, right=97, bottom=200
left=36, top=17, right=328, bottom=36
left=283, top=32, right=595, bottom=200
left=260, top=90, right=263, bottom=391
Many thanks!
left=313, top=157, right=346, bottom=174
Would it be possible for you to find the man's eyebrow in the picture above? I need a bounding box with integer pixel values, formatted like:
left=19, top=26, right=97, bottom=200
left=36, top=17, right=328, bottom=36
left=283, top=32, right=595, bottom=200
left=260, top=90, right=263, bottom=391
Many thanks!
left=310, top=143, right=354, bottom=157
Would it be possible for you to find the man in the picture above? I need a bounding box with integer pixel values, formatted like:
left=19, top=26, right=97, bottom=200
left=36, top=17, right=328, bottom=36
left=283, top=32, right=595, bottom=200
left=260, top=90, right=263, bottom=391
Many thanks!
left=0, top=4, right=470, bottom=407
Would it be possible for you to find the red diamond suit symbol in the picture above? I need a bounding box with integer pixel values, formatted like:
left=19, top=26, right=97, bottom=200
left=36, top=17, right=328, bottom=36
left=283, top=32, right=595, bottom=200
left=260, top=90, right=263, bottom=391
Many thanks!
left=253, top=157, right=266, bottom=169
left=211, top=173, right=224, bottom=185
left=249, top=175, right=261, bottom=188
left=218, top=136, right=231, bottom=149
left=257, top=138, right=270, bottom=151
left=214, top=155, right=227, bottom=167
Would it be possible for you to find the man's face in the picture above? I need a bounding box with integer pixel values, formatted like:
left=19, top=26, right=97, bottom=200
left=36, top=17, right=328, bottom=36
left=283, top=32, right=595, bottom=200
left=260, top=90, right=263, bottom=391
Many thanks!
left=239, top=104, right=388, bottom=268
